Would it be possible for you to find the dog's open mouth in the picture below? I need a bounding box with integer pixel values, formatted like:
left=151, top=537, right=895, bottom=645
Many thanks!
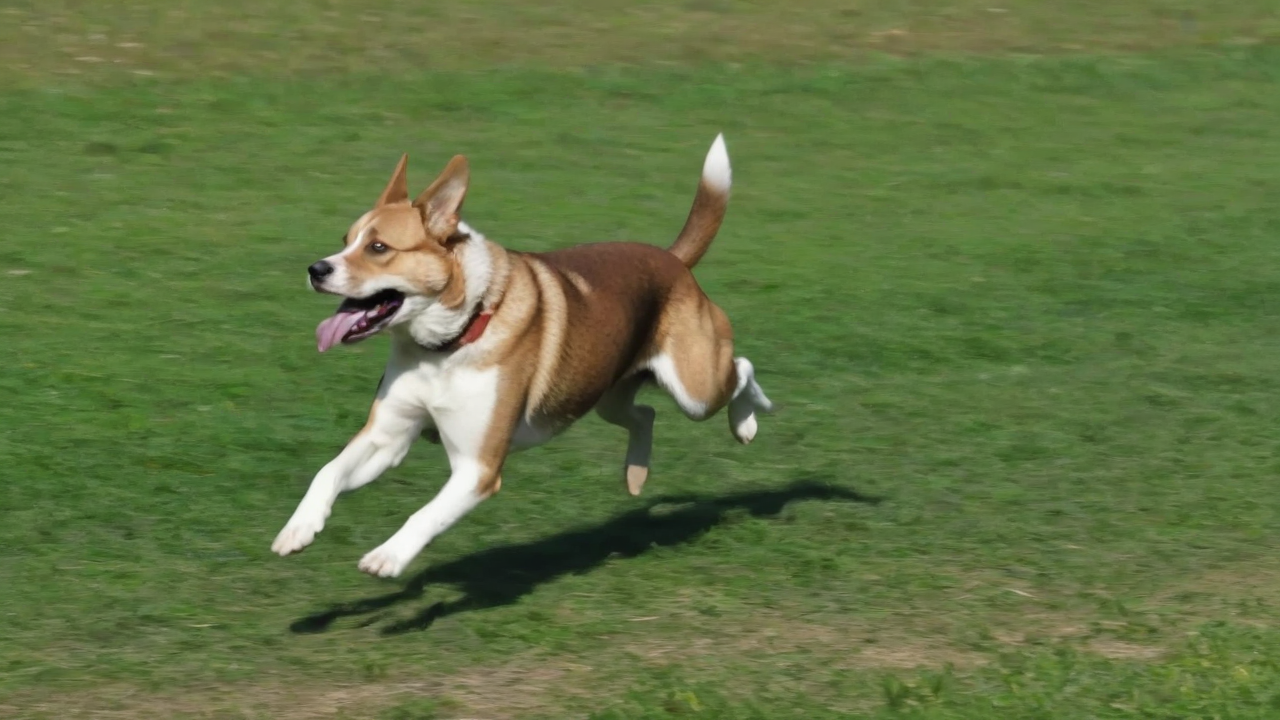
left=315, top=289, right=405, bottom=352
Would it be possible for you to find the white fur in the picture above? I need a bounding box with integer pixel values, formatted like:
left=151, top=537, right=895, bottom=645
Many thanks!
left=702, top=134, right=731, bottom=194
left=647, top=353, right=709, bottom=419
left=317, top=257, right=352, bottom=296
left=345, top=223, right=375, bottom=256
left=728, top=357, right=772, bottom=444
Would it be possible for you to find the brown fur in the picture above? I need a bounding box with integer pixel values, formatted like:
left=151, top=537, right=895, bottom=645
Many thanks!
left=518, top=242, right=736, bottom=421
left=669, top=177, right=729, bottom=268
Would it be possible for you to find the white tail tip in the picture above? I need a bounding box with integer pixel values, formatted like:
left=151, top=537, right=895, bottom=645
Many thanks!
left=702, top=133, right=731, bottom=193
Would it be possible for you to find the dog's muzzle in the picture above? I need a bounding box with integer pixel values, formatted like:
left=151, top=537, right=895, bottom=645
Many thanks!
left=308, top=260, right=334, bottom=289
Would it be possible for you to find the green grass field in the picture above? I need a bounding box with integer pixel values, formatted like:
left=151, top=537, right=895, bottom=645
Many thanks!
left=4, top=2, right=1280, bottom=718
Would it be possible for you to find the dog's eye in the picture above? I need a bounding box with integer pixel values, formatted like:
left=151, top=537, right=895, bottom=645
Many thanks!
left=369, top=241, right=389, bottom=254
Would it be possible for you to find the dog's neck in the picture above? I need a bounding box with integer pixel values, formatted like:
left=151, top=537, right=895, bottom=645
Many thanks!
left=401, top=221, right=509, bottom=351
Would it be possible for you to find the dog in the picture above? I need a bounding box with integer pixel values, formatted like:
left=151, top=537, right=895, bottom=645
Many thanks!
left=271, top=135, right=774, bottom=577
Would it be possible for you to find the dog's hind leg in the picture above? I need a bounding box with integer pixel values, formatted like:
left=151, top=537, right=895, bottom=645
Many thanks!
left=726, top=357, right=774, bottom=444
left=595, top=375, right=656, bottom=496
left=647, top=293, right=772, bottom=445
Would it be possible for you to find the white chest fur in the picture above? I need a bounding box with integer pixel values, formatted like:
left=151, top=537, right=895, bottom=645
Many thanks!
left=383, top=350, right=496, bottom=423
left=380, top=346, right=556, bottom=454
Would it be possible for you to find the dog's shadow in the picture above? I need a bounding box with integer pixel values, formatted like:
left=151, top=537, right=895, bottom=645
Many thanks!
left=290, top=479, right=879, bottom=636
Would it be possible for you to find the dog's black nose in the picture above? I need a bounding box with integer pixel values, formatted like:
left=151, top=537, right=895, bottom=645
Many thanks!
left=308, top=261, right=334, bottom=282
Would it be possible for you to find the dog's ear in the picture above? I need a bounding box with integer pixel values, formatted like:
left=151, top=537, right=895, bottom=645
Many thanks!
left=413, top=155, right=469, bottom=239
left=375, top=154, right=410, bottom=207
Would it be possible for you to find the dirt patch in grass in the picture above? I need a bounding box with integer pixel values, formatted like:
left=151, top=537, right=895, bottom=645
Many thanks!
left=2, top=657, right=576, bottom=720
left=1088, top=639, right=1164, bottom=660
left=853, top=641, right=986, bottom=669
left=4, top=680, right=432, bottom=720
left=621, top=608, right=988, bottom=672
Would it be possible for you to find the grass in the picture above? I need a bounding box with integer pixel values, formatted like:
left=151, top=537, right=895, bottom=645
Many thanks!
left=3, top=0, right=1280, bottom=82
left=4, top=2, right=1280, bottom=718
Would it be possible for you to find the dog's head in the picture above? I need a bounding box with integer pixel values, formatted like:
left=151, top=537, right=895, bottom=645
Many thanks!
left=310, top=154, right=471, bottom=352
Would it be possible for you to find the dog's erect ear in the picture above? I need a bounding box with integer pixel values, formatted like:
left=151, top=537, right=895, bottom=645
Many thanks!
left=413, top=155, right=469, bottom=239
left=375, top=154, right=410, bottom=207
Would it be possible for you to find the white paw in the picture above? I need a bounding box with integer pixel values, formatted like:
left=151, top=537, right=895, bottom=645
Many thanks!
left=733, top=412, right=758, bottom=444
left=359, top=543, right=413, bottom=578
left=271, top=511, right=325, bottom=556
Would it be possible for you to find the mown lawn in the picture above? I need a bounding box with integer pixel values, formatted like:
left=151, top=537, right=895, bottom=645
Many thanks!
left=3, top=3, right=1280, bottom=718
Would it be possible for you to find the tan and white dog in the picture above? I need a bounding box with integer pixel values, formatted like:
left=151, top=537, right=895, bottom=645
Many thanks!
left=271, top=135, right=773, bottom=577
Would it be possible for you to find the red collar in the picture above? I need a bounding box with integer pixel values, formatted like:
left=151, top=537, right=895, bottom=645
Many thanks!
left=442, top=309, right=493, bottom=351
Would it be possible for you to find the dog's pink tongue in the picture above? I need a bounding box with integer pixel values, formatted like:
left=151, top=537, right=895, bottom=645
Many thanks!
left=316, top=311, right=363, bottom=353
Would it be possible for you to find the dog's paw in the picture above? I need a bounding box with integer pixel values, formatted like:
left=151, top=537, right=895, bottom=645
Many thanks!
left=626, top=464, right=649, bottom=496
left=271, top=514, right=324, bottom=556
left=732, top=412, right=758, bottom=445
left=359, top=543, right=413, bottom=578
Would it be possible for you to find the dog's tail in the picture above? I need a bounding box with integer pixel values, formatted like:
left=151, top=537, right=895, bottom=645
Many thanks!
left=668, top=134, right=731, bottom=269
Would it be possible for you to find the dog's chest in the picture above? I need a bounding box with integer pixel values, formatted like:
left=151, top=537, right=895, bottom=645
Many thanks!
left=388, top=360, right=497, bottom=417
left=384, top=358, right=557, bottom=451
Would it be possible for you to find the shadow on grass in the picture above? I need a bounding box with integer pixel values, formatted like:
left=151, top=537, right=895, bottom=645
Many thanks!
left=290, top=479, right=879, bottom=636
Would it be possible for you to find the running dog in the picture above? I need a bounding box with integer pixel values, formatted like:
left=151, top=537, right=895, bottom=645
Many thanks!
left=271, top=135, right=773, bottom=577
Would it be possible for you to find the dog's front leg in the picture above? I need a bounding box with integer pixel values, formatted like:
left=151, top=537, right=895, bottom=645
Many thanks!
left=272, top=399, right=425, bottom=556
left=358, top=375, right=517, bottom=578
